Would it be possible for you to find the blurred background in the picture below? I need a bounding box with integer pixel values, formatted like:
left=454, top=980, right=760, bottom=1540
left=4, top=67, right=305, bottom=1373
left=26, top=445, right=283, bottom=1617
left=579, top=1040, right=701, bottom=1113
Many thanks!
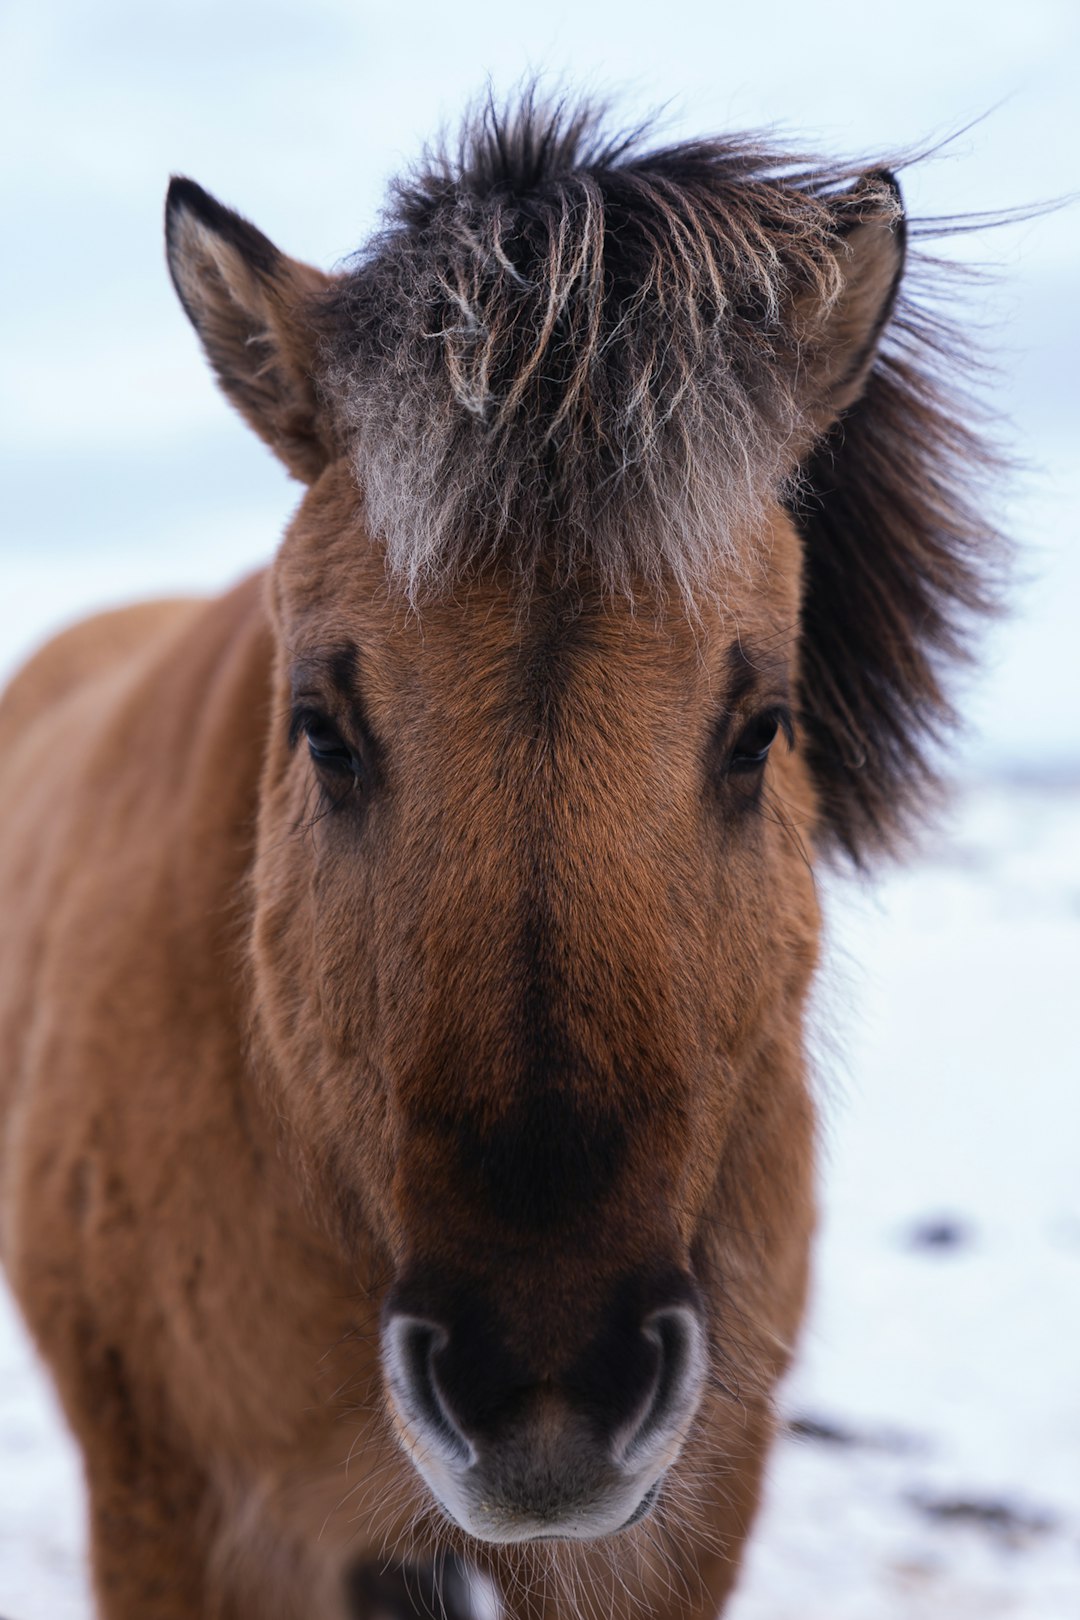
left=0, top=2, right=1077, bottom=1616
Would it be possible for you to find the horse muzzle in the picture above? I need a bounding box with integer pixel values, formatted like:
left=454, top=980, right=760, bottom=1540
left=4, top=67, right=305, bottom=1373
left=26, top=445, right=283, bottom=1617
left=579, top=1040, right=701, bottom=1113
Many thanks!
left=381, top=1283, right=705, bottom=1543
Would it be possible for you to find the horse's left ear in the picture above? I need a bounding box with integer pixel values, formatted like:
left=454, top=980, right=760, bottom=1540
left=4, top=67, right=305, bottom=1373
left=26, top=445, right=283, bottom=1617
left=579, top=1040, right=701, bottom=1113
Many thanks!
left=799, top=171, right=906, bottom=433
left=165, top=178, right=339, bottom=483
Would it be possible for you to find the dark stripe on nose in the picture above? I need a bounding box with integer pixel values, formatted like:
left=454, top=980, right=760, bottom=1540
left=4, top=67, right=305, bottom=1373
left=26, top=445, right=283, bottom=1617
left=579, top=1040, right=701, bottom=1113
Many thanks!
left=454, top=1086, right=625, bottom=1231
left=435, top=878, right=632, bottom=1232
left=451, top=607, right=637, bottom=1232
left=463, top=892, right=627, bottom=1230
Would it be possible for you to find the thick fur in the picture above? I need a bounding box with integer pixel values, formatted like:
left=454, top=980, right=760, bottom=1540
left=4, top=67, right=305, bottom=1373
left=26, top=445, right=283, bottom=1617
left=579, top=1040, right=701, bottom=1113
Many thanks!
left=0, top=90, right=1003, bottom=1620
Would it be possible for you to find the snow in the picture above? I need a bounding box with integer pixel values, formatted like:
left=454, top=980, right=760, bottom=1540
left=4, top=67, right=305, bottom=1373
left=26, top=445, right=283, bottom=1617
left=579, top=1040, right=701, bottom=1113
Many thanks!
left=1, top=0, right=1079, bottom=1612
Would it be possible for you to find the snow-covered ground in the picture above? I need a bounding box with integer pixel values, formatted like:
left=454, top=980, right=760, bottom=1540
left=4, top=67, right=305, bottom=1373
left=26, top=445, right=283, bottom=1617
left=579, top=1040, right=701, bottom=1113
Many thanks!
left=2, top=780, right=1078, bottom=1617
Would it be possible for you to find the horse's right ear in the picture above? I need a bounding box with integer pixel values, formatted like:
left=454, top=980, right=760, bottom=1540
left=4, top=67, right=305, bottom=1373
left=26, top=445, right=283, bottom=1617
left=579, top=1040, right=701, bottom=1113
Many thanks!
left=165, top=179, right=339, bottom=483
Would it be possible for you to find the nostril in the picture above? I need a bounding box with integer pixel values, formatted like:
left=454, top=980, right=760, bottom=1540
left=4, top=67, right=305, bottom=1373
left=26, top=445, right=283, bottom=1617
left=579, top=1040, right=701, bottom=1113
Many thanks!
left=384, top=1317, right=475, bottom=1467
left=616, top=1305, right=705, bottom=1469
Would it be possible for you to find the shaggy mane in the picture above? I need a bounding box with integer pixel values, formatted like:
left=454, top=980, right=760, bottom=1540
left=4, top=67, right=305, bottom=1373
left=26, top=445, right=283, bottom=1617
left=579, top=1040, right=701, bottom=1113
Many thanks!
left=322, top=91, right=872, bottom=597
left=319, top=91, right=1005, bottom=859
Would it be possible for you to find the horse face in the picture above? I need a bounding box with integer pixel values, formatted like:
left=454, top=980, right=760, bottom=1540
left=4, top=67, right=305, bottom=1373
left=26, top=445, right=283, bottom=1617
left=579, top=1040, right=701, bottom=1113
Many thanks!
left=165, top=135, right=906, bottom=1545
left=250, top=465, right=821, bottom=1541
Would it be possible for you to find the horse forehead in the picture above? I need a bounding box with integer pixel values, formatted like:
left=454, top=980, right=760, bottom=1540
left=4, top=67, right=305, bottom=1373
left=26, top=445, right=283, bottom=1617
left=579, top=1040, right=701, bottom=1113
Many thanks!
left=374, top=577, right=791, bottom=733
left=281, top=473, right=802, bottom=695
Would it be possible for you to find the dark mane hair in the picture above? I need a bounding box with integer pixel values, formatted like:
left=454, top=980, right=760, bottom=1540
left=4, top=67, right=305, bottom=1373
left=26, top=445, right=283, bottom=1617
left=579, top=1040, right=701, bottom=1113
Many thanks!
left=794, top=309, right=1002, bottom=859
left=320, top=90, right=1004, bottom=860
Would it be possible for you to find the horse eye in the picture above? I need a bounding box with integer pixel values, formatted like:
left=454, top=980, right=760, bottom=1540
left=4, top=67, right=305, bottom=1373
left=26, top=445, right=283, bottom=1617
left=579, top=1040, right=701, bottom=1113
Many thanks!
left=729, top=709, right=785, bottom=774
left=303, top=715, right=357, bottom=776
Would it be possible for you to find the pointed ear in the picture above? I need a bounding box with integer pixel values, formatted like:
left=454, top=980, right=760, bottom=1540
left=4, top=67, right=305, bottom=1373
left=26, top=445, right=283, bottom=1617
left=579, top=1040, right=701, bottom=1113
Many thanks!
left=799, top=171, right=906, bottom=435
left=165, top=178, right=339, bottom=482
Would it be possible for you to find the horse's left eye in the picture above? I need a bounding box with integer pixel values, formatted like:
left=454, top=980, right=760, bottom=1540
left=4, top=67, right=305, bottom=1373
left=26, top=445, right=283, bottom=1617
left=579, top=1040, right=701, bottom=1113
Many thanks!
left=729, top=709, right=787, bottom=774
left=303, top=716, right=356, bottom=776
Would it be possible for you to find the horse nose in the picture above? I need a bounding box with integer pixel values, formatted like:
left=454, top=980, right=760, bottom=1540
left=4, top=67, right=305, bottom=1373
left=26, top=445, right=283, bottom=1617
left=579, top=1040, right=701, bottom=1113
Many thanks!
left=381, top=1283, right=706, bottom=1542
left=384, top=1303, right=703, bottom=1462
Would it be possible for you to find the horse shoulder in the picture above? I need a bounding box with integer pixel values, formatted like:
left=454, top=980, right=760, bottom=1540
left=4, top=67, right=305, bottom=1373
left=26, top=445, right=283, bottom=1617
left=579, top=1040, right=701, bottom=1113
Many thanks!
left=0, top=572, right=303, bottom=1455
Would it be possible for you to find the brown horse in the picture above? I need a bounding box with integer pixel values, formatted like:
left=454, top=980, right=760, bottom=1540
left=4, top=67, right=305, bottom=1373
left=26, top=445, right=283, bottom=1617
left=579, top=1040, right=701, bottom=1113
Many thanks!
left=0, top=95, right=999, bottom=1620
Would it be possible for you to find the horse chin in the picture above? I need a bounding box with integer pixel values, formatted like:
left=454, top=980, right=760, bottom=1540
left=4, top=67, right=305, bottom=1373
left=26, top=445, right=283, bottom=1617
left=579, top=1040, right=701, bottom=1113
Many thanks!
left=436, top=1480, right=665, bottom=1546
left=402, top=1442, right=668, bottom=1546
